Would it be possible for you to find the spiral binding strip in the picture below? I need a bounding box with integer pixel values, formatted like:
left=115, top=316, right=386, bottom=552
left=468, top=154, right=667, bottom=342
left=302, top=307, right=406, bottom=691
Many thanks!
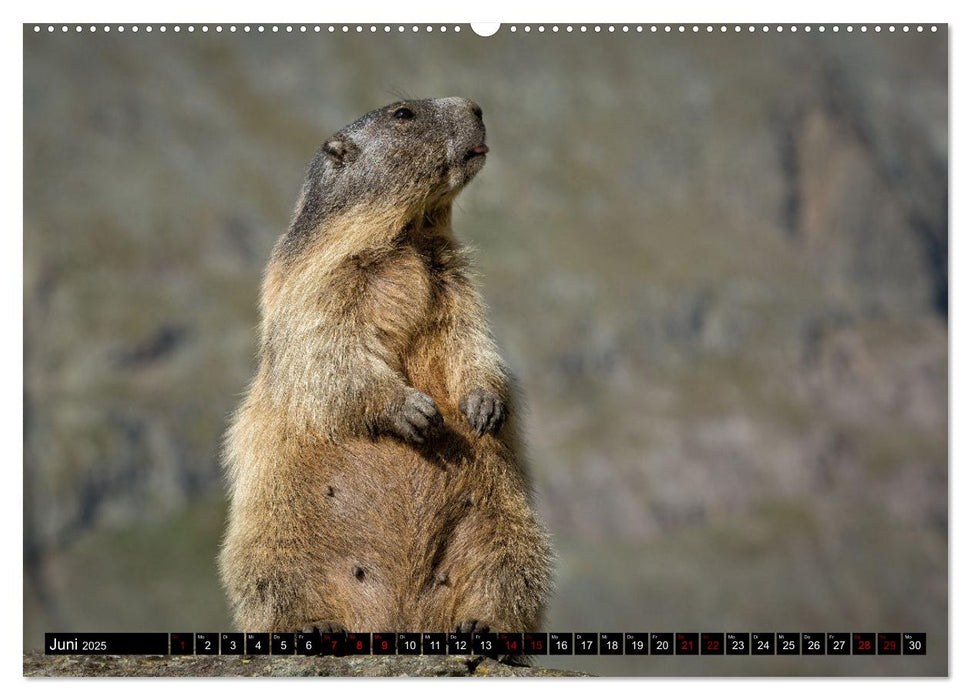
left=30, top=24, right=940, bottom=35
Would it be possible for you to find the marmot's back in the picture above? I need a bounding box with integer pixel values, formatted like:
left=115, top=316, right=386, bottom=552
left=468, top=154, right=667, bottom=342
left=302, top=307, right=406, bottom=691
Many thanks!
left=219, top=98, right=552, bottom=636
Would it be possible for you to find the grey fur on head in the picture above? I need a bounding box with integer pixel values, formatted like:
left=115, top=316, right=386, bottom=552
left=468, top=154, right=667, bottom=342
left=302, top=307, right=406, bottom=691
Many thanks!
left=283, top=97, right=487, bottom=260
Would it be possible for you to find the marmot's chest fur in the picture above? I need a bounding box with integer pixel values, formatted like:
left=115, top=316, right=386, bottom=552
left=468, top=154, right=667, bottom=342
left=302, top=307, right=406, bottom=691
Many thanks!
left=219, top=98, right=553, bottom=636
left=351, top=239, right=450, bottom=362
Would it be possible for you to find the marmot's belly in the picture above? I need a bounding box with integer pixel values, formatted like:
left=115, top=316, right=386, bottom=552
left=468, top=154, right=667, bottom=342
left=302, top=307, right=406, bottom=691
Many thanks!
left=313, top=422, right=517, bottom=630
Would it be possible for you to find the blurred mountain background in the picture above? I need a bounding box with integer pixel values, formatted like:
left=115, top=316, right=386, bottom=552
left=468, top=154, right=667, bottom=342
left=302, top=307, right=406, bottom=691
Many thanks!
left=23, top=26, right=947, bottom=676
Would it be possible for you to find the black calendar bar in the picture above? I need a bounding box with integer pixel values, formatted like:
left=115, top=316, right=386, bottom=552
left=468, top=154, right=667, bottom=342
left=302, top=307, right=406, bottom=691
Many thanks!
left=45, top=633, right=169, bottom=655
left=42, top=632, right=928, bottom=656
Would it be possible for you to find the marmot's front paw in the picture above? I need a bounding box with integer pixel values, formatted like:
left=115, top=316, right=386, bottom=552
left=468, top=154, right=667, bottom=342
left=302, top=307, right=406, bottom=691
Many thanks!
left=389, top=390, right=443, bottom=444
left=460, top=389, right=506, bottom=437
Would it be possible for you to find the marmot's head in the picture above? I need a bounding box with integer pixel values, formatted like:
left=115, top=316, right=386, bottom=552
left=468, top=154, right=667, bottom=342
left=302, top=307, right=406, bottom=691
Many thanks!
left=316, top=97, right=488, bottom=212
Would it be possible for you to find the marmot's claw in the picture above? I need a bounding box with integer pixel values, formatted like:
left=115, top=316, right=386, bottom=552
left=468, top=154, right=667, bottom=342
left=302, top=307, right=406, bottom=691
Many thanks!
left=455, top=619, right=491, bottom=634
left=460, top=389, right=506, bottom=437
left=392, top=390, right=443, bottom=443
left=300, top=620, right=345, bottom=635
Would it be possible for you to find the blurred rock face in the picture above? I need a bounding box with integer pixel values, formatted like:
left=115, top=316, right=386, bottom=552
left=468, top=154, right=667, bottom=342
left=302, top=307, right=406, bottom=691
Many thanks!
left=24, top=28, right=946, bottom=674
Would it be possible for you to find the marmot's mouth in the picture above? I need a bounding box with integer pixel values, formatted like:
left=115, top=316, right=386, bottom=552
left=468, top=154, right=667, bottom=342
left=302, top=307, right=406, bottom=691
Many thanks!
left=464, top=143, right=489, bottom=161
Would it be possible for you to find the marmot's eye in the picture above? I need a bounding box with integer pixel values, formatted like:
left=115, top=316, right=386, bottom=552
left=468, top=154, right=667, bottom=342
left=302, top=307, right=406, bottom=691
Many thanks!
left=393, top=107, right=415, bottom=120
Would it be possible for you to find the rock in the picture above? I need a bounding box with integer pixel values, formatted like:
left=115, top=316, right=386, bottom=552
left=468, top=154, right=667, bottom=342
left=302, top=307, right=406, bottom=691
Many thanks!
left=22, top=651, right=588, bottom=678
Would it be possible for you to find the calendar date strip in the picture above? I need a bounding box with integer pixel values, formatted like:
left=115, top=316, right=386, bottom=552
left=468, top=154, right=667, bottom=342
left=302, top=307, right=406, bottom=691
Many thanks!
left=45, top=632, right=926, bottom=656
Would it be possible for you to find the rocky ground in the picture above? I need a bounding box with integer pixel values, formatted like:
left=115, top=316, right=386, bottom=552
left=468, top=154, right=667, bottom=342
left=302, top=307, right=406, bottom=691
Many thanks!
left=23, top=651, right=586, bottom=677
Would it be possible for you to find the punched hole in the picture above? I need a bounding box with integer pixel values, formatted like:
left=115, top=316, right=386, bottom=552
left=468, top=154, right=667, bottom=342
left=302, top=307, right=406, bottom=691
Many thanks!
left=471, top=23, right=500, bottom=37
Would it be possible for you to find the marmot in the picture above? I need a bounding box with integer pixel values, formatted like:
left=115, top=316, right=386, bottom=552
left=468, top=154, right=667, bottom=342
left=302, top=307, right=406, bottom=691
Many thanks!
left=218, top=97, right=553, bottom=636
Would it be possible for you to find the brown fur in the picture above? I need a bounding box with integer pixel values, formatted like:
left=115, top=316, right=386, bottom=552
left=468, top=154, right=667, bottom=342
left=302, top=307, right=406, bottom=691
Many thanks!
left=218, top=98, right=553, bottom=633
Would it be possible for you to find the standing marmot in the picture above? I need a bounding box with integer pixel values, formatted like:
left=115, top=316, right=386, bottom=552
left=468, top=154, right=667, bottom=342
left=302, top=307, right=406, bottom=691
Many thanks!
left=218, top=97, right=553, bottom=635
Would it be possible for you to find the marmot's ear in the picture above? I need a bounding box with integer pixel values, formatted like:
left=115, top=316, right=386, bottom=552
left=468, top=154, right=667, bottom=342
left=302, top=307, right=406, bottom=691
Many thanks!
left=322, top=138, right=359, bottom=165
